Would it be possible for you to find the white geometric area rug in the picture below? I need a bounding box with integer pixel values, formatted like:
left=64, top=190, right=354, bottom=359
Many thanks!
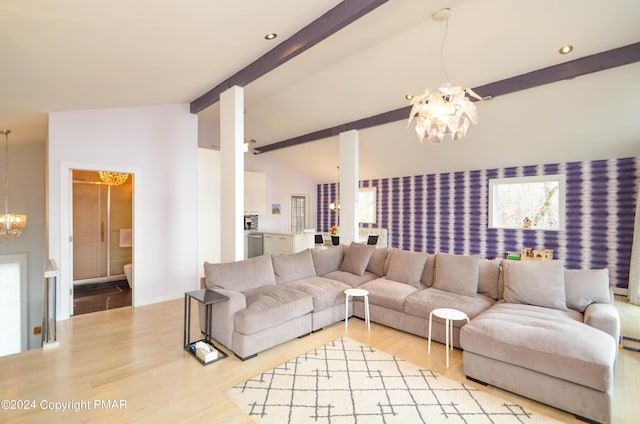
left=227, top=337, right=560, bottom=423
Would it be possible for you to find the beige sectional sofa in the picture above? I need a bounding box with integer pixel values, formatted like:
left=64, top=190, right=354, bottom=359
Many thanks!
left=201, top=243, right=619, bottom=424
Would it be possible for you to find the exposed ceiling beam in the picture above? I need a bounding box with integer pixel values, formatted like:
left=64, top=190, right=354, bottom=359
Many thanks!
left=256, top=42, right=640, bottom=154
left=190, top=0, right=389, bottom=114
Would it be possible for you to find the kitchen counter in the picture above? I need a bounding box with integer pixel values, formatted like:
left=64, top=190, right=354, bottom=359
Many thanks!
left=261, top=231, right=314, bottom=255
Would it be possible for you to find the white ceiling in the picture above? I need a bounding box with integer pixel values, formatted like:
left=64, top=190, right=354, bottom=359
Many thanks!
left=2, top=0, right=640, bottom=182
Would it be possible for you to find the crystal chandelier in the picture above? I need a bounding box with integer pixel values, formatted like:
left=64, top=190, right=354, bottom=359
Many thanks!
left=99, top=171, right=129, bottom=186
left=0, top=130, right=27, bottom=240
left=407, top=8, right=481, bottom=143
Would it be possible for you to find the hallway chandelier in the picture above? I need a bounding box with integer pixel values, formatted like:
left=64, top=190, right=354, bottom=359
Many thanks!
left=0, top=130, right=27, bottom=240
left=407, top=8, right=481, bottom=143
left=99, top=171, right=129, bottom=186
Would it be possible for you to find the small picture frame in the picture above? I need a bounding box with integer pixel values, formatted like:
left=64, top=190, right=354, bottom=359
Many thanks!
left=271, top=204, right=281, bottom=214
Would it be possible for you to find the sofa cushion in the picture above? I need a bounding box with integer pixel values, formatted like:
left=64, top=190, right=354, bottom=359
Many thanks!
left=340, top=242, right=376, bottom=276
left=420, top=254, right=437, bottom=287
left=385, top=248, right=428, bottom=289
left=311, top=245, right=344, bottom=276
left=234, top=286, right=313, bottom=335
left=404, top=287, right=495, bottom=323
left=432, top=253, right=480, bottom=296
left=502, top=260, right=567, bottom=310
left=460, top=302, right=616, bottom=393
left=565, top=268, right=611, bottom=312
left=366, top=247, right=388, bottom=276
left=478, top=259, right=501, bottom=300
left=358, top=278, right=419, bottom=312
left=283, top=277, right=350, bottom=311
left=322, top=270, right=378, bottom=288
left=204, top=254, right=275, bottom=292
left=272, top=249, right=316, bottom=284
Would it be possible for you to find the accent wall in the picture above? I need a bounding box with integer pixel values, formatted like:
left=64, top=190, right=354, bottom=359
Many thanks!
left=317, top=157, right=639, bottom=289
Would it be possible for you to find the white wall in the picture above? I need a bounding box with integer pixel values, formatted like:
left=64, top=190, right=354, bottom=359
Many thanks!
left=197, top=148, right=220, bottom=279
left=48, top=104, right=198, bottom=319
left=245, top=152, right=317, bottom=233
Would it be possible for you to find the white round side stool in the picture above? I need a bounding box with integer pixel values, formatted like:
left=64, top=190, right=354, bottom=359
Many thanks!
left=428, top=308, right=469, bottom=368
left=344, top=288, right=370, bottom=332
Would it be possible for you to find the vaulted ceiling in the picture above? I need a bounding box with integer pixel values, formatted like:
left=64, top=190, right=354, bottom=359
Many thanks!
left=2, top=0, right=640, bottom=182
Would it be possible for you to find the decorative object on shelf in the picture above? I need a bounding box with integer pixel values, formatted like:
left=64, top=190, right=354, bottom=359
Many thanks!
left=98, top=171, right=129, bottom=186
left=523, top=217, right=532, bottom=228
left=520, top=247, right=554, bottom=261
left=330, top=226, right=338, bottom=235
left=0, top=130, right=27, bottom=240
left=329, top=166, right=340, bottom=212
left=407, top=8, right=481, bottom=143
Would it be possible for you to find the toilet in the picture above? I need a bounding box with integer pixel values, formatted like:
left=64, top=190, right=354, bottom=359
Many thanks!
left=124, top=263, right=132, bottom=287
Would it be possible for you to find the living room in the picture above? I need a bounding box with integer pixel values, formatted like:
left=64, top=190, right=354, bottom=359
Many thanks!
left=1, top=1, right=639, bottom=423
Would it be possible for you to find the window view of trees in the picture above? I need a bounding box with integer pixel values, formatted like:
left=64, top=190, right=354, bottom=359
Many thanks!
left=489, top=175, right=564, bottom=230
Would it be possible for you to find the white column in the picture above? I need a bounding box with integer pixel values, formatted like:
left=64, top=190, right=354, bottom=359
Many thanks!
left=339, top=130, right=359, bottom=245
left=220, top=86, right=244, bottom=262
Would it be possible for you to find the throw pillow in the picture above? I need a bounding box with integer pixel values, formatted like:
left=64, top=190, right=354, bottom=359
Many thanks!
left=420, top=254, right=436, bottom=287
left=477, top=258, right=501, bottom=300
left=385, top=248, right=428, bottom=289
left=432, top=253, right=480, bottom=297
left=340, top=242, right=376, bottom=276
left=502, top=259, right=567, bottom=310
left=366, top=247, right=388, bottom=276
left=310, top=245, right=345, bottom=276
left=272, top=249, right=316, bottom=284
left=564, top=268, right=611, bottom=312
left=203, top=254, right=275, bottom=292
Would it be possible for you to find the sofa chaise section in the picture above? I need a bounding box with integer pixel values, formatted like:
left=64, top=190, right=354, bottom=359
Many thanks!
left=461, top=261, right=619, bottom=424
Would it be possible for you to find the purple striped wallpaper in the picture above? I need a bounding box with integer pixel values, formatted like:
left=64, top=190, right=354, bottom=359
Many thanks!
left=317, top=157, right=639, bottom=289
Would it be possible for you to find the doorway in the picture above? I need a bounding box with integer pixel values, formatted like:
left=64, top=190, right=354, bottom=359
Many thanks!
left=71, top=170, right=133, bottom=315
left=290, top=194, right=309, bottom=233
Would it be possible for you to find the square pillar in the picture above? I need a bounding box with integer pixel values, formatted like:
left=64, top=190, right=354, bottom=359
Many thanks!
left=220, top=86, right=244, bottom=262
left=339, top=130, right=359, bottom=245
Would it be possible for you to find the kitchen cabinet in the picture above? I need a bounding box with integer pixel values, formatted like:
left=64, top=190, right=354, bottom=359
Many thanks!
left=244, top=171, right=266, bottom=215
left=262, top=232, right=314, bottom=255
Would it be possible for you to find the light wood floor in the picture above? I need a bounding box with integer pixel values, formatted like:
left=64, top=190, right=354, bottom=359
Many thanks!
left=1, top=296, right=638, bottom=423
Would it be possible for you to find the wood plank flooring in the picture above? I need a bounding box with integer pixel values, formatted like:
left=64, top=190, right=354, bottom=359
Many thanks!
left=0, top=296, right=638, bottom=423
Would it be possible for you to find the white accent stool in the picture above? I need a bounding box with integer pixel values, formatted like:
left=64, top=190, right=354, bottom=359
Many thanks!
left=344, top=288, right=370, bottom=332
left=428, top=308, right=469, bottom=368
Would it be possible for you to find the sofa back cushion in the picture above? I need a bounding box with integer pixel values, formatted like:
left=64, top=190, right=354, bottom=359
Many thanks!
left=433, top=253, right=480, bottom=296
left=502, top=259, right=567, bottom=310
left=420, top=254, right=436, bottom=287
left=366, top=247, right=388, bottom=276
left=311, top=245, right=344, bottom=276
left=478, top=259, right=501, bottom=300
left=272, top=249, right=316, bottom=284
left=385, top=248, right=428, bottom=289
left=204, top=254, right=275, bottom=292
left=340, top=242, right=376, bottom=276
left=564, top=268, right=611, bottom=312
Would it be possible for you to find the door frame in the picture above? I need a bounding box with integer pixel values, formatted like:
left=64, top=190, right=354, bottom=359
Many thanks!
left=59, top=161, right=140, bottom=319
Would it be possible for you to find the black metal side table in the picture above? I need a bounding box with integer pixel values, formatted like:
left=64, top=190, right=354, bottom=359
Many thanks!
left=183, top=289, right=229, bottom=365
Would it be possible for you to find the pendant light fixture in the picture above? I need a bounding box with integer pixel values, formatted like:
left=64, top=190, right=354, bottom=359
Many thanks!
left=98, top=171, right=129, bottom=186
left=407, top=8, right=481, bottom=143
left=0, top=130, right=27, bottom=240
left=329, top=166, right=340, bottom=212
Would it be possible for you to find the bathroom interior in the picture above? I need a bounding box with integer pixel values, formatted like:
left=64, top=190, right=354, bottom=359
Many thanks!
left=72, top=170, right=133, bottom=315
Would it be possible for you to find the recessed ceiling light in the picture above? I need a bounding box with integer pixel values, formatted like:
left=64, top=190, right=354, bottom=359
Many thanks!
left=264, top=33, right=277, bottom=40
left=405, top=94, right=413, bottom=101
left=559, top=44, right=573, bottom=55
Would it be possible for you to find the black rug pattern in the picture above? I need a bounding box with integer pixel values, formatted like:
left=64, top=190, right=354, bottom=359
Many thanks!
left=227, top=337, right=558, bottom=423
